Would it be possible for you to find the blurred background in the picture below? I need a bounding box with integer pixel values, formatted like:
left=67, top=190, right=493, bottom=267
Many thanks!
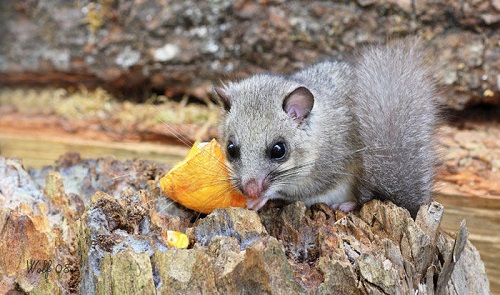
left=0, top=0, right=499, bottom=292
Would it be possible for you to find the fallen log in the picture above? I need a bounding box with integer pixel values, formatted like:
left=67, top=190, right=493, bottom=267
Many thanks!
left=1, top=1, right=499, bottom=109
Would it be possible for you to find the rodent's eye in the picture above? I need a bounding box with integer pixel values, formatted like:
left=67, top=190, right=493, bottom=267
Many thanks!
left=227, top=140, right=239, bottom=160
left=270, top=142, right=287, bottom=160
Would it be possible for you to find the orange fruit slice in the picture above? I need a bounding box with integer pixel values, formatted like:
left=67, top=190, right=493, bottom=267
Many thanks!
left=160, top=139, right=247, bottom=214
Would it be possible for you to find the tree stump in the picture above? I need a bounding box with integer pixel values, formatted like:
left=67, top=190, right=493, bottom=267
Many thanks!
left=0, top=154, right=491, bottom=294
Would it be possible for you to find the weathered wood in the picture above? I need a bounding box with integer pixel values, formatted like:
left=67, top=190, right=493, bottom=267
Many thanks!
left=0, top=155, right=492, bottom=294
left=435, top=194, right=500, bottom=293
left=436, top=220, right=469, bottom=295
left=0, top=0, right=498, bottom=109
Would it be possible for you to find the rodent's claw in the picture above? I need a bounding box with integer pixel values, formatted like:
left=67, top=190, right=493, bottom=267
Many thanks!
left=245, top=197, right=269, bottom=211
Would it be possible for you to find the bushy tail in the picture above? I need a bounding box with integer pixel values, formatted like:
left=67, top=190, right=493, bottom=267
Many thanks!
left=353, top=38, right=438, bottom=217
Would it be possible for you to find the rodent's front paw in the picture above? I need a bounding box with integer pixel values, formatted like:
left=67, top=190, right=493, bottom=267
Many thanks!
left=332, top=201, right=358, bottom=213
left=245, top=197, right=269, bottom=211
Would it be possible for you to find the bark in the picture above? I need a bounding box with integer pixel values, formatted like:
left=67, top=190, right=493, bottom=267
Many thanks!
left=0, top=0, right=499, bottom=109
left=0, top=154, right=491, bottom=294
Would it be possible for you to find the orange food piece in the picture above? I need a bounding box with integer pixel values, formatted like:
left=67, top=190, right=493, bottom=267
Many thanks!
left=160, top=139, right=247, bottom=214
left=166, top=230, right=189, bottom=249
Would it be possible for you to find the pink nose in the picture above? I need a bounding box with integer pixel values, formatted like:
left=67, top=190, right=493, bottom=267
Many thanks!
left=242, top=179, right=262, bottom=199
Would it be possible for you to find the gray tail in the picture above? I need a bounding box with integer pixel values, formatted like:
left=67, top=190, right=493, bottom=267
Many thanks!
left=353, top=38, right=438, bottom=217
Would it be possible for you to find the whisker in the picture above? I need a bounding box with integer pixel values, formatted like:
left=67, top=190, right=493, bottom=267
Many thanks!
left=150, top=103, right=196, bottom=148
left=112, top=171, right=140, bottom=180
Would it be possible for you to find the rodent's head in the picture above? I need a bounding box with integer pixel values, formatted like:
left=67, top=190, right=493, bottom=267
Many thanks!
left=213, top=75, right=317, bottom=206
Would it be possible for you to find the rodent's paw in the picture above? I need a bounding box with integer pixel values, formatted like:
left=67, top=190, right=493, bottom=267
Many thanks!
left=334, top=201, right=358, bottom=213
left=245, top=197, right=269, bottom=211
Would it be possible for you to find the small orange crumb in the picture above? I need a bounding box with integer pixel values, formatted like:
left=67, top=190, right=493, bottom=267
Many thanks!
left=160, top=139, right=247, bottom=214
left=166, top=230, right=189, bottom=249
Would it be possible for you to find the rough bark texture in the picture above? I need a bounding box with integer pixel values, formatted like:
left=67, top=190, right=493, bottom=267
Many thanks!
left=0, top=154, right=491, bottom=294
left=0, top=0, right=499, bottom=109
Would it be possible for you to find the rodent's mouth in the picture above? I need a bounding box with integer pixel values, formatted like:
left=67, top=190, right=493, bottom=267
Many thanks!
left=245, top=194, right=259, bottom=200
left=245, top=196, right=269, bottom=211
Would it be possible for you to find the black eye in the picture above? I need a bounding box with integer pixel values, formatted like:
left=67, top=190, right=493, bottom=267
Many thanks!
left=227, top=140, right=239, bottom=160
left=270, top=142, right=287, bottom=160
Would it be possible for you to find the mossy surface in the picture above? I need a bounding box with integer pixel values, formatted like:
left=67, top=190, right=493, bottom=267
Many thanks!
left=0, top=87, right=219, bottom=126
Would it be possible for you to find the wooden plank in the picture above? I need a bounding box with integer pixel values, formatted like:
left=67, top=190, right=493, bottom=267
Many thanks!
left=0, top=132, right=189, bottom=169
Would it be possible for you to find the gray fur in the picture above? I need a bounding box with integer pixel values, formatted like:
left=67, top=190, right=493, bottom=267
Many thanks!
left=352, top=39, right=437, bottom=217
left=216, top=38, right=437, bottom=218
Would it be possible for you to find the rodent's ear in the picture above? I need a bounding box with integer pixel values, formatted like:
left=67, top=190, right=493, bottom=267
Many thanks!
left=213, top=86, right=231, bottom=111
left=283, top=87, right=314, bottom=124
